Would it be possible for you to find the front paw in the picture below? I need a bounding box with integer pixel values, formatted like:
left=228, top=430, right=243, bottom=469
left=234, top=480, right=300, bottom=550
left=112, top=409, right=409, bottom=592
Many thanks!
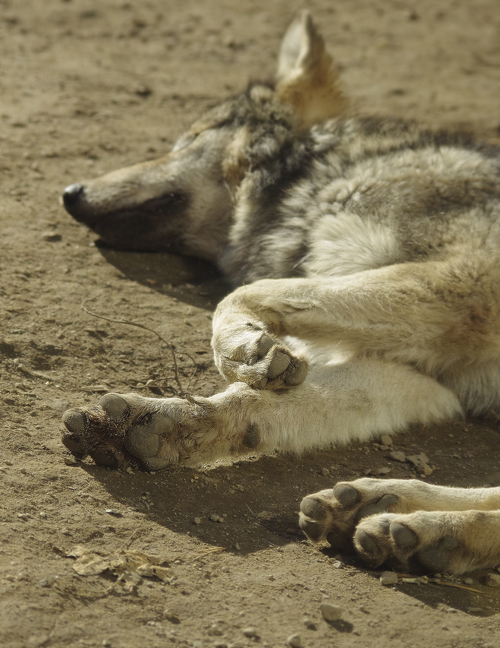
left=62, top=393, right=213, bottom=471
left=212, top=323, right=307, bottom=389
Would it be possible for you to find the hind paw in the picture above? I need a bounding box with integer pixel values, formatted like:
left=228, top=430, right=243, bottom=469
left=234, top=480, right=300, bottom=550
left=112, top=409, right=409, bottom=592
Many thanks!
left=213, top=323, right=308, bottom=390
left=299, top=479, right=402, bottom=549
left=62, top=393, right=212, bottom=470
left=354, top=512, right=466, bottom=574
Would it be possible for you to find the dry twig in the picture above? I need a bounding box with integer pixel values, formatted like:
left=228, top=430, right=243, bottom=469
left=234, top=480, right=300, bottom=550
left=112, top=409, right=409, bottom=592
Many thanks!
left=82, top=296, right=198, bottom=396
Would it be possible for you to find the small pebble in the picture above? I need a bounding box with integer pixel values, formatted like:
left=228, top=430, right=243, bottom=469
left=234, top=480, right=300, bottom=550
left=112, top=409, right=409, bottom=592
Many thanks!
left=380, top=435, right=393, bottom=446
left=242, top=627, right=259, bottom=638
left=485, top=573, right=500, bottom=587
left=389, top=451, right=406, bottom=463
left=320, top=603, right=342, bottom=622
left=193, top=517, right=202, bottom=525
left=41, top=232, right=62, bottom=242
left=207, top=624, right=223, bottom=636
left=287, top=633, right=303, bottom=647
left=321, top=467, right=330, bottom=476
left=380, top=571, right=399, bottom=586
left=210, top=514, right=223, bottom=523
left=164, top=610, right=181, bottom=624
left=105, top=509, right=122, bottom=517
left=303, top=617, right=317, bottom=630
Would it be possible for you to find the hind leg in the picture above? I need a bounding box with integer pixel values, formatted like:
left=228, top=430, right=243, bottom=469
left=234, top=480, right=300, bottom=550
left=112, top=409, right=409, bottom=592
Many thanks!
left=300, top=478, right=500, bottom=573
left=354, top=509, right=500, bottom=574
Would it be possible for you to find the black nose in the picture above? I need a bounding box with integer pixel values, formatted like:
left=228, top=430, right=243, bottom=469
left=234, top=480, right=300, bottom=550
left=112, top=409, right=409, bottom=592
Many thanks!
left=63, top=183, right=85, bottom=209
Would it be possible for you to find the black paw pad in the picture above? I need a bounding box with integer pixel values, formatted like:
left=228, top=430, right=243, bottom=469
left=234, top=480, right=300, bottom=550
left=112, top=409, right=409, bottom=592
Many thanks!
left=300, top=497, right=327, bottom=520
left=391, top=522, right=419, bottom=551
left=333, top=483, right=360, bottom=508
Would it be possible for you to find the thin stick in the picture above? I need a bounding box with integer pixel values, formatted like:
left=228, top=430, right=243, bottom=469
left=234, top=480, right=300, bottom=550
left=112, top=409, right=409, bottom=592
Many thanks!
left=81, top=296, right=198, bottom=396
left=396, top=573, right=484, bottom=594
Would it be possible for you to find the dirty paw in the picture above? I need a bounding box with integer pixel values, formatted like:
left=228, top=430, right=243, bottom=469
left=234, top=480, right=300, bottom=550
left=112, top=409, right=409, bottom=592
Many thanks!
left=213, top=323, right=308, bottom=389
left=62, top=396, right=137, bottom=470
left=62, top=393, right=208, bottom=471
left=298, top=479, right=401, bottom=549
left=354, top=512, right=465, bottom=574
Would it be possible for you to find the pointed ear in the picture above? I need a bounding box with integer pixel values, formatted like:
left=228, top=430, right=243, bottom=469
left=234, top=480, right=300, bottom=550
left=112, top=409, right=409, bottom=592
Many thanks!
left=276, top=11, right=347, bottom=129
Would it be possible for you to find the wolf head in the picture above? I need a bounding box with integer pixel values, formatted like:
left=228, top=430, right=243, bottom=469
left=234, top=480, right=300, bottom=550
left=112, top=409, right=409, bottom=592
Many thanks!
left=62, top=12, right=346, bottom=262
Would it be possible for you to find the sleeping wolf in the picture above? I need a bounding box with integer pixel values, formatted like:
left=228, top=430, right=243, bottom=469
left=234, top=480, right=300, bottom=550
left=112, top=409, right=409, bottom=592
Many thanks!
left=61, top=12, right=500, bottom=575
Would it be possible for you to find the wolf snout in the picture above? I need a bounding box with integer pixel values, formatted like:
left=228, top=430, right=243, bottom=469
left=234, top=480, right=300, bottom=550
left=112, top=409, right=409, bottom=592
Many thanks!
left=63, top=182, right=85, bottom=210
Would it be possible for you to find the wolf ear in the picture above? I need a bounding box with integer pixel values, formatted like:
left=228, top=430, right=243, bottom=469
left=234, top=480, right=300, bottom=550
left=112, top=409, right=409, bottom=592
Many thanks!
left=276, top=11, right=347, bottom=129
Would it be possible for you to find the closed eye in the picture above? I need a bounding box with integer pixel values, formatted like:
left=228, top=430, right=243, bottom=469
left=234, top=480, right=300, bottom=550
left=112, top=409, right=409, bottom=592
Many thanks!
left=172, top=133, right=198, bottom=152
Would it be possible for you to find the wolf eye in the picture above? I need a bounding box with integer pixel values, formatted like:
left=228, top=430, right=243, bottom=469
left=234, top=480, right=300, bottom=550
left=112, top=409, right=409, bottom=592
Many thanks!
left=172, top=134, right=197, bottom=152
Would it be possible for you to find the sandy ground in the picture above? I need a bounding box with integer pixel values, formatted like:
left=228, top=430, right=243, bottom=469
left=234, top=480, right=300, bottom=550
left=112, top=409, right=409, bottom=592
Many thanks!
left=1, top=1, right=500, bottom=647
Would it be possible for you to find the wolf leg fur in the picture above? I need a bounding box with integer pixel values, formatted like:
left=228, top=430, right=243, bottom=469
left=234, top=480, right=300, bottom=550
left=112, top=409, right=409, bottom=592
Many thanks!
left=62, top=357, right=460, bottom=470
left=299, top=478, right=500, bottom=574
left=213, top=258, right=500, bottom=381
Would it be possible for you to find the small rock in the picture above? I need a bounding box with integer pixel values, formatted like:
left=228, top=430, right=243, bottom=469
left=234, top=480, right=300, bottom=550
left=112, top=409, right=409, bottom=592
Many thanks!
left=210, top=514, right=223, bottom=523
left=145, top=379, right=163, bottom=395
left=406, top=453, right=433, bottom=475
left=321, top=467, right=330, bottom=476
left=380, top=571, right=399, bottom=586
left=81, top=384, right=111, bottom=393
left=485, top=573, right=500, bottom=587
left=380, top=435, right=393, bottom=446
left=105, top=509, right=122, bottom=517
left=135, top=84, right=152, bottom=98
left=164, top=610, right=181, bottom=624
left=193, top=517, right=202, bottom=525
left=389, top=451, right=406, bottom=463
left=207, top=624, right=223, bottom=636
left=320, top=603, right=342, bottom=622
left=256, top=510, right=271, bottom=519
left=376, top=467, right=391, bottom=475
left=463, top=577, right=474, bottom=585
left=303, top=616, right=317, bottom=630
left=406, top=453, right=429, bottom=466
left=287, top=633, right=303, bottom=648
left=41, top=232, right=62, bottom=242
left=421, top=463, right=434, bottom=476
left=242, top=627, right=259, bottom=638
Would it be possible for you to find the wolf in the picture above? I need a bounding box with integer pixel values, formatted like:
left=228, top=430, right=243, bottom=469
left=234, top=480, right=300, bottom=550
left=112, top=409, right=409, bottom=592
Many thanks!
left=61, top=12, right=500, bottom=575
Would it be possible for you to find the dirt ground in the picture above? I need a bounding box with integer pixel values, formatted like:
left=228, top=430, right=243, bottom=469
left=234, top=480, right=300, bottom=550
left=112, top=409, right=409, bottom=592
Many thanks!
left=2, top=1, right=500, bottom=647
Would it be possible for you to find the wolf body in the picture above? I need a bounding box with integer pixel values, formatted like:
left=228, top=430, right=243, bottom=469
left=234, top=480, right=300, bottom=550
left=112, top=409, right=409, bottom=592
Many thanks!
left=62, top=12, right=500, bottom=575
